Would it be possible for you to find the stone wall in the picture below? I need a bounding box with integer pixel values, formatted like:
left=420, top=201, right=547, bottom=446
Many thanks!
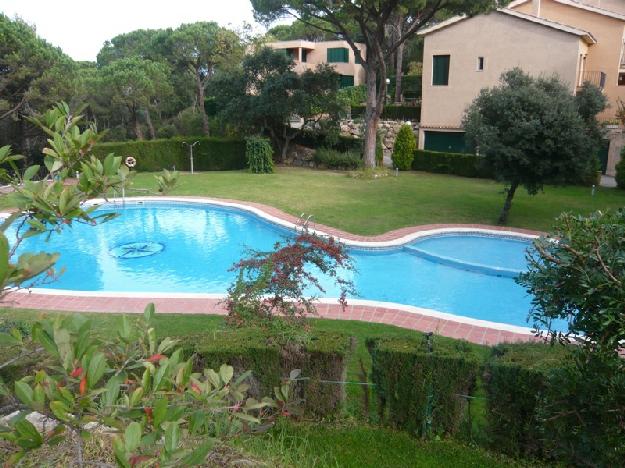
left=339, top=119, right=419, bottom=154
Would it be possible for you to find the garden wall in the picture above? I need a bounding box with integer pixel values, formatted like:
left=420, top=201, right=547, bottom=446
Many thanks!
left=340, top=119, right=419, bottom=155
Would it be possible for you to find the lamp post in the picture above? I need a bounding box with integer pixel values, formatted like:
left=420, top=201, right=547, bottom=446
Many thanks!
left=385, top=78, right=391, bottom=105
left=182, top=141, right=199, bottom=174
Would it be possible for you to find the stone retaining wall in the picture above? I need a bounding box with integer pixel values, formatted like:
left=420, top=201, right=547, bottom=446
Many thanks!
left=340, top=119, right=419, bottom=154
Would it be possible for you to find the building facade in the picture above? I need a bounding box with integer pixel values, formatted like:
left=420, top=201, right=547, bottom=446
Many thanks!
left=418, top=0, right=625, bottom=173
left=265, top=40, right=366, bottom=87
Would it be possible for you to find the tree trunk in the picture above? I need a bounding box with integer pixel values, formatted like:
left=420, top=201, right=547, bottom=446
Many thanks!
left=144, top=108, right=156, bottom=140
left=132, top=107, right=144, bottom=140
left=394, top=41, right=404, bottom=104
left=195, top=71, right=210, bottom=136
left=498, top=180, right=520, bottom=225
left=363, top=67, right=381, bottom=168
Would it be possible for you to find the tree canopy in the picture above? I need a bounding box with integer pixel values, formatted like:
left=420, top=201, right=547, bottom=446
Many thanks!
left=463, top=68, right=603, bottom=224
left=211, top=47, right=343, bottom=161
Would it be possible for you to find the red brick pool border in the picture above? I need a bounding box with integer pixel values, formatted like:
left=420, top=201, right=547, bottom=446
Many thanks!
left=0, top=196, right=544, bottom=346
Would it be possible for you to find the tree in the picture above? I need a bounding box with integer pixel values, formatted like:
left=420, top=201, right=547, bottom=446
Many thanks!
left=517, top=209, right=625, bottom=355
left=463, top=69, right=601, bottom=224
left=99, top=58, right=173, bottom=139
left=170, top=22, right=242, bottom=136
left=212, top=47, right=343, bottom=162
left=251, top=0, right=497, bottom=168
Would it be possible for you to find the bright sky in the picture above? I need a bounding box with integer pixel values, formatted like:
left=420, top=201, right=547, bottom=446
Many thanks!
left=1, top=0, right=282, bottom=61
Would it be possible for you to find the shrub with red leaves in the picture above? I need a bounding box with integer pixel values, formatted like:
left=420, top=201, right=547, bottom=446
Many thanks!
left=226, top=226, right=355, bottom=329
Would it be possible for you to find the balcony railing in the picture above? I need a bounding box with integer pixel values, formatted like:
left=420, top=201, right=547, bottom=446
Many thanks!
left=579, top=70, right=607, bottom=89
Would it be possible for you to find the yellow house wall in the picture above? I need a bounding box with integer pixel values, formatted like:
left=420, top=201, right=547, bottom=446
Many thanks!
left=513, top=0, right=625, bottom=120
left=419, top=11, right=584, bottom=147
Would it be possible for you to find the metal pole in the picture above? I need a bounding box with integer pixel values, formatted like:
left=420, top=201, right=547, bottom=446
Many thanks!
left=190, top=144, right=194, bottom=174
left=183, top=141, right=199, bottom=174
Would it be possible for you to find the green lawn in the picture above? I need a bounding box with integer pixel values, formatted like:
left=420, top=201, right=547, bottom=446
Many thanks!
left=127, top=168, right=625, bottom=234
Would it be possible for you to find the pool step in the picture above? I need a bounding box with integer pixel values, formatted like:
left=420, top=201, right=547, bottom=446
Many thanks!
left=403, top=245, right=523, bottom=278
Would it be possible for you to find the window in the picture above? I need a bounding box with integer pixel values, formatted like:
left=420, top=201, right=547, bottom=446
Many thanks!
left=432, top=55, right=450, bottom=86
left=339, top=75, right=354, bottom=88
left=477, top=57, right=484, bottom=71
left=327, top=47, right=349, bottom=63
left=301, top=49, right=308, bottom=62
left=619, top=72, right=625, bottom=86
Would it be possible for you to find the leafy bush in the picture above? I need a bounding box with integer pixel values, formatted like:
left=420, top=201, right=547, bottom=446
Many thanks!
left=391, top=125, right=416, bottom=170
left=156, top=124, right=177, bottom=139
left=337, top=85, right=366, bottom=106
left=293, top=131, right=361, bottom=153
left=616, top=150, right=625, bottom=189
left=93, top=137, right=247, bottom=172
left=537, top=354, right=625, bottom=466
left=245, top=137, right=274, bottom=174
left=0, top=305, right=282, bottom=465
left=183, top=328, right=351, bottom=418
left=154, top=169, right=179, bottom=194
left=412, top=150, right=493, bottom=178
left=367, top=336, right=480, bottom=438
left=351, top=105, right=420, bottom=121
left=314, top=148, right=362, bottom=170
left=484, top=343, right=569, bottom=457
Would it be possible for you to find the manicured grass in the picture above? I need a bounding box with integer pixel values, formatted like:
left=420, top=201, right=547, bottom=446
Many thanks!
left=235, top=421, right=530, bottom=467
left=127, top=168, right=625, bottom=233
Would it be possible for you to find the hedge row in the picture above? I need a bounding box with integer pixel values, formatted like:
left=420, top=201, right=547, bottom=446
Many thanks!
left=293, top=130, right=362, bottom=153
left=367, top=337, right=480, bottom=437
left=412, top=149, right=494, bottom=179
left=93, top=137, right=247, bottom=172
left=182, top=329, right=351, bottom=418
left=351, top=105, right=421, bottom=121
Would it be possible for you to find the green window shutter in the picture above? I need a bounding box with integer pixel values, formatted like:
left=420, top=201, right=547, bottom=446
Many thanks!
left=339, top=75, right=354, bottom=88
left=328, top=47, right=349, bottom=63
left=432, top=55, right=450, bottom=86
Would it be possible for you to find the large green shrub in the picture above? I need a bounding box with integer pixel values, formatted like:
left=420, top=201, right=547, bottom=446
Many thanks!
left=293, top=130, right=361, bottom=153
left=351, top=105, right=420, bottom=121
left=484, top=343, right=569, bottom=458
left=245, top=137, right=274, bottom=173
left=314, top=148, right=362, bottom=170
left=616, top=150, right=625, bottom=189
left=391, top=125, right=416, bottom=170
left=412, top=149, right=493, bottom=178
left=367, top=336, right=480, bottom=437
left=183, top=328, right=351, bottom=418
left=337, top=85, right=366, bottom=106
left=93, top=137, right=247, bottom=172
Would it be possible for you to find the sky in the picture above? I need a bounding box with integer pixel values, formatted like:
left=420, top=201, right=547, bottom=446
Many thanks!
left=1, top=0, right=285, bottom=61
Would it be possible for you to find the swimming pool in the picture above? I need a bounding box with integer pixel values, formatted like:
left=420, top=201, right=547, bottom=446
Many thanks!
left=7, top=200, right=537, bottom=328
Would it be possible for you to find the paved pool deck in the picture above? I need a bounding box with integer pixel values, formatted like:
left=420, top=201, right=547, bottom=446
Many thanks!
left=0, top=196, right=545, bottom=346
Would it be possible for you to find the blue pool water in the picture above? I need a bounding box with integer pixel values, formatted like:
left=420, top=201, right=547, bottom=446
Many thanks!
left=8, top=202, right=536, bottom=328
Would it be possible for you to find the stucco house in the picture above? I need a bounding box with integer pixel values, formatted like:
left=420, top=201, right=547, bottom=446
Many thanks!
left=266, top=39, right=367, bottom=88
left=418, top=0, right=625, bottom=174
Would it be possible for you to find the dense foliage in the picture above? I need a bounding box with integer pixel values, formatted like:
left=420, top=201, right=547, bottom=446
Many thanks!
left=464, top=69, right=605, bottom=224
left=93, top=137, right=247, bottom=172
left=351, top=104, right=421, bottom=121
left=314, top=148, right=362, bottom=170
left=245, top=137, right=274, bottom=174
left=368, top=336, right=480, bottom=438
left=391, top=125, right=416, bottom=170
left=412, top=150, right=493, bottom=178
left=0, top=305, right=282, bottom=465
left=616, top=149, right=625, bottom=189
left=211, top=47, right=343, bottom=162
left=518, top=209, right=625, bottom=353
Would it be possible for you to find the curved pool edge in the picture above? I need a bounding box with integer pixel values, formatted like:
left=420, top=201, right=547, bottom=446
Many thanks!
left=0, top=196, right=542, bottom=345
left=83, top=196, right=543, bottom=247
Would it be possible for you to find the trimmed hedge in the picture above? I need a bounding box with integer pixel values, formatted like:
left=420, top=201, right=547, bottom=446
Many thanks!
left=314, top=148, right=362, bottom=170
left=293, top=130, right=362, bottom=153
left=93, top=137, right=247, bottom=172
left=351, top=105, right=421, bottom=121
left=484, top=343, right=570, bottom=458
left=412, top=149, right=493, bottom=179
left=367, top=337, right=480, bottom=437
left=182, top=329, right=351, bottom=418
